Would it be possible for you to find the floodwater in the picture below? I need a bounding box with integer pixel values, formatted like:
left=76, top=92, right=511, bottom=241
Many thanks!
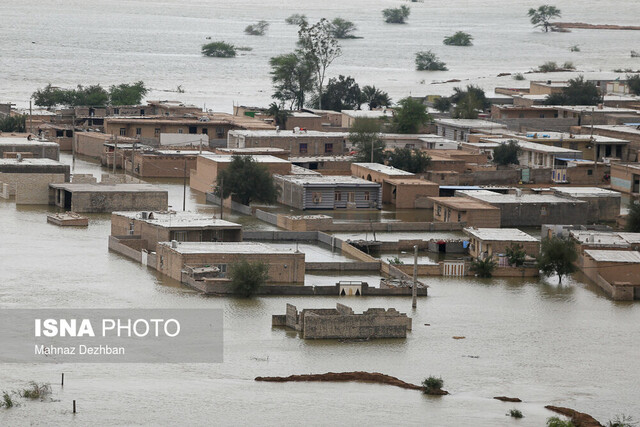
left=2, top=0, right=640, bottom=111
left=0, top=155, right=638, bottom=426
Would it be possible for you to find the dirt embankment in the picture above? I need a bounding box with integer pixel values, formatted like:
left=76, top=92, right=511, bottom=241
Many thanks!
left=494, top=396, right=522, bottom=402
left=545, top=405, right=603, bottom=427
left=553, top=22, right=640, bottom=31
left=255, top=371, right=449, bottom=394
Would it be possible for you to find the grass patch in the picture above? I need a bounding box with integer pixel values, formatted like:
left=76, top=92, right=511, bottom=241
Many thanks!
left=1, top=391, right=14, bottom=408
left=20, top=382, right=51, bottom=400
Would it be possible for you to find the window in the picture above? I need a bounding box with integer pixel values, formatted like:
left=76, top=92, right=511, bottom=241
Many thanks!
left=215, top=264, right=228, bottom=278
left=519, top=113, right=525, bottom=119
left=324, top=143, right=333, bottom=153
left=113, top=108, right=120, bottom=115
left=348, top=192, right=355, bottom=203
left=541, top=206, right=548, bottom=216
left=136, top=127, right=142, bottom=136
left=299, top=143, right=308, bottom=154
left=539, top=114, right=545, bottom=119
left=436, top=205, right=442, bottom=216
left=587, top=169, right=593, bottom=176
left=188, top=126, right=197, bottom=134
left=570, top=142, right=578, bottom=150
left=202, top=128, right=208, bottom=135
left=140, top=109, right=145, bottom=116
left=56, top=130, right=64, bottom=137
left=173, top=231, right=187, bottom=241
left=154, top=128, right=160, bottom=136
left=66, top=130, right=73, bottom=137
left=119, top=128, right=126, bottom=136
left=178, top=128, right=183, bottom=134
left=334, top=192, right=341, bottom=201
left=216, top=127, right=224, bottom=138
left=457, top=213, right=461, bottom=222
left=364, top=191, right=370, bottom=201
left=312, top=192, right=322, bottom=204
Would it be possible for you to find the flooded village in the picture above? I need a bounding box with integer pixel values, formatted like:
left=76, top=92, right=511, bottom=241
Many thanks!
left=2, top=2, right=640, bottom=426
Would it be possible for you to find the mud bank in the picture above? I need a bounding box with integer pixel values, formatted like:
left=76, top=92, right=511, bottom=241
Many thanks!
left=545, top=405, right=603, bottom=427
left=553, top=22, right=640, bottom=31
left=255, top=371, right=449, bottom=394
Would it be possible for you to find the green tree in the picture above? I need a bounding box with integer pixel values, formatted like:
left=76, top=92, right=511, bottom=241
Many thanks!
left=72, top=84, right=109, bottom=106
left=493, top=140, right=521, bottom=166
left=392, top=97, right=431, bottom=134
left=109, top=81, right=148, bottom=105
left=285, top=14, right=307, bottom=26
left=267, top=102, right=289, bottom=128
left=215, top=155, right=279, bottom=205
left=626, top=201, right=640, bottom=232
left=452, top=91, right=483, bottom=119
left=312, top=75, right=361, bottom=111
left=528, top=5, right=561, bottom=32
left=229, top=259, right=269, bottom=298
left=471, top=256, right=497, bottom=278
left=0, top=115, right=26, bottom=132
left=627, top=74, right=640, bottom=96
left=538, top=236, right=577, bottom=284
left=433, top=97, right=451, bottom=113
left=329, top=18, right=358, bottom=39
left=269, top=53, right=314, bottom=110
left=361, top=85, right=391, bottom=109
left=415, top=51, right=448, bottom=71
left=387, top=148, right=431, bottom=173
left=383, top=5, right=410, bottom=24
left=245, top=20, right=269, bottom=36
left=349, top=118, right=386, bottom=163
left=298, top=19, right=342, bottom=110
left=443, top=31, right=473, bottom=46
left=450, top=85, right=490, bottom=110
left=202, top=41, right=237, bottom=58
left=544, top=76, right=602, bottom=106
left=32, top=84, right=68, bottom=107
left=421, top=376, right=444, bottom=394
left=505, top=243, right=527, bottom=267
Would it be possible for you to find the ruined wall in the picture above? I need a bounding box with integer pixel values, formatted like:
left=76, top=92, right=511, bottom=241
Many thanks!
left=71, top=191, right=168, bottom=213
left=302, top=308, right=411, bottom=339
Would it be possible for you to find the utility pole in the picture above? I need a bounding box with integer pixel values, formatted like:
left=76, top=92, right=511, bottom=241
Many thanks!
left=113, top=139, right=117, bottom=174
left=591, top=107, right=597, bottom=179
left=219, top=176, right=224, bottom=220
left=29, top=100, right=33, bottom=135
left=131, top=142, right=136, bottom=176
left=182, top=158, right=187, bottom=211
left=412, top=245, right=418, bottom=309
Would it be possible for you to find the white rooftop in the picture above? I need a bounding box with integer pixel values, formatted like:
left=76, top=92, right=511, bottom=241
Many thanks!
left=515, top=140, right=582, bottom=155
left=113, top=211, right=241, bottom=228
left=290, top=155, right=354, bottom=162
left=592, top=125, right=640, bottom=136
left=341, top=110, right=393, bottom=119
left=435, top=119, right=507, bottom=129
left=464, top=227, right=539, bottom=242
left=516, top=132, right=628, bottom=144
left=584, top=250, right=640, bottom=263
left=159, top=241, right=296, bottom=255
left=228, top=129, right=347, bottom=138
left=569, top=231, right=639, bottom=247
left=459, top=190, right=586, bottom=204
left=353, top=162, right=414, bottom=176
left=0, top=138, right=59, bottom=146
left=0, top=158, right=65, bottom=166
left=551, top=187, right=621, bottom=198
left=555, top=105, right=640, bottom=114
left=198, top=153, right=290, bottom=163
left=275, top=174, right=380, bottom=187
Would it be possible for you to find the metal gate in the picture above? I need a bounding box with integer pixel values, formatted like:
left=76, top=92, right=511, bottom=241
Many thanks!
left=442, top=261, right=465, bottom=276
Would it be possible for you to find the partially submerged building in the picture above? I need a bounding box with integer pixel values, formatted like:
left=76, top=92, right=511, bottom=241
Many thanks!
left=274, top=174, right=381, bottom=210
left=430, top=197, right=501, bottom=228
left=0, top=158, right=70, bottom=204
left=49, top=183, right=168, bottom=213
left=156, top=241, right=305, bottom=284
left=0, top=136, right=60, bottom=160
left=551, top=187, right=621, bottom=222
left=190, top=153, right=291, bottom=193
left=610, top=163, right=640, bottom=194
left=227, top=129, right=348, bottom=156
left=125, top=149, right=201, bottom=178
left=464, top=227, right=540, bottom=259
left=111, top=211, right=242, bottom=251
left=458, top=189, right=588, bottom=227
left=582, top=250, right=640, bottom=300
left=274, top=303, right=412, bottom=339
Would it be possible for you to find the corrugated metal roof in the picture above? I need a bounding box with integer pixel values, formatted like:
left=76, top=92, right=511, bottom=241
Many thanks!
left=584, top=250, right=640, bottom=263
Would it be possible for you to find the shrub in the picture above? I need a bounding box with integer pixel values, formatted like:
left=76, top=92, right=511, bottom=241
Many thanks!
left=493, top=140, right=521, bottom=166
left=285, top=14, right=307, bottom=26
left=505, top=243, right=526, bottom=267
left=1, top=391, right=13, bottom=408
left=245, top=20, right=269, bottom=36
left=433, top=97, right=451, bottom=113
left=329, top=18, right=358, bottom=39
left=383, top=5, right=410, bottom=24
left=20, top=382, right=51, bottom=399
left=415, top=51, right=448, bottom=71
left=422, top=376, right=444, bottom=393
left=201, top=41, right=237, bottom=58
left=443, top=31, right=473, bottom=46
left=387, top=256, right=404, bottom=265
left=513, top=73, right=525, bottom=80
left=471, top=256, right=496, bottom=278
left=509, top=409, right=524, bottom=419
left=570, top=45, right=580, bottom=52
left=547, top=416, right=575, bottom=427
left=608, top=414, right=638, bottom=427
left=229, top=259, right=269, bottom=298
left=537, top=61, right=560, bottom=72
left=562, top=61, right=575, bottom=70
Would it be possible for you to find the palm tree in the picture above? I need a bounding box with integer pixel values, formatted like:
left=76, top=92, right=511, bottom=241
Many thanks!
left=267, top=102, right=289, bottom=129
left=361, top=85, right=391, bottom=110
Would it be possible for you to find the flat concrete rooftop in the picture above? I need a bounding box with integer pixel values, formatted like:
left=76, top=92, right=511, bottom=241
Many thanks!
left=0, top=138, right=59, bottom=147
left=159, top=241, right=296, bottom=255
left=430, top=197, right=498, bottom=210
left=198, top=153, right=290, bottom=163
left=464, top=227, right=539, bottom=242
left=584, top=250, right=640, bottom=263
left=458, top=190, right=586, bottom=204
left=552, top=187, right=621, bottom=198
left=352, top=163, right=414, bottom=176
left=228, top=129, right=348, bottom=138
left=0, top=158, right=65, bottom=166
left=113, top=211, right=241, bottom=228
left=275, top=174, right=380, bottom=187
left=50, top=183, right=167, bottom=193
